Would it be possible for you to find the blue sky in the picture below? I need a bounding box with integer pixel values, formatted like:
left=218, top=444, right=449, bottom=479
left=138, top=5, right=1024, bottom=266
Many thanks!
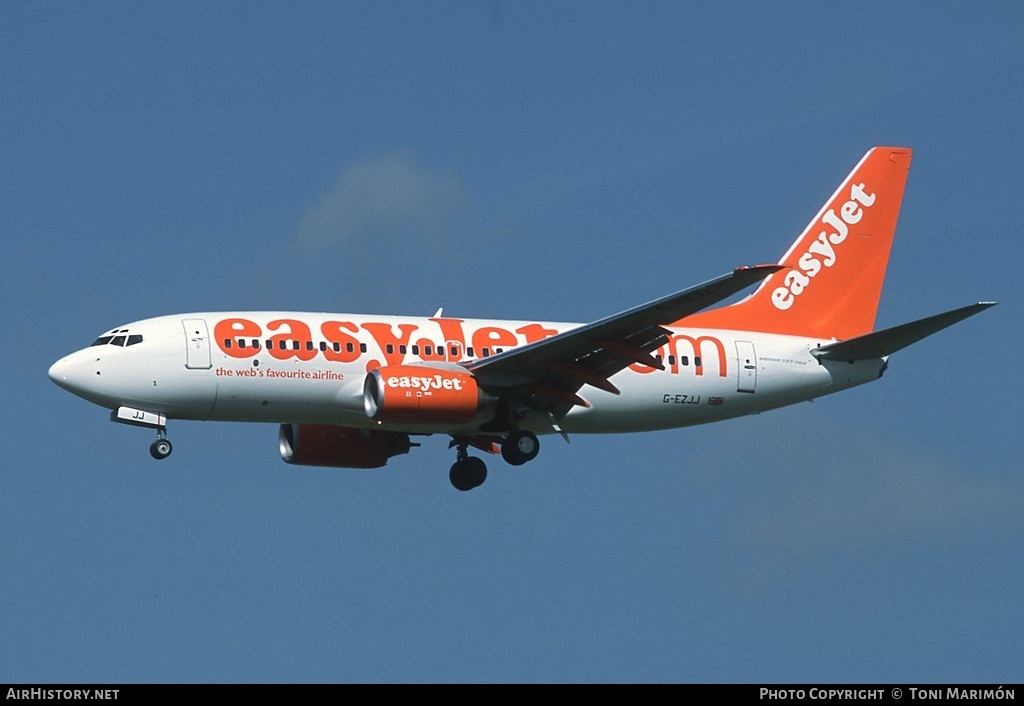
left=2, top=2, right=1022, bottom=683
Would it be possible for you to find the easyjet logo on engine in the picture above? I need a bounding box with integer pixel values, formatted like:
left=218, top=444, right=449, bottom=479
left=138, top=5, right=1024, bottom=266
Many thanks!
left=385, top=374, right=465, bottom=392
left=771, top=182, right=876, bottom=311
left=365, top=365, right=480, bottom=424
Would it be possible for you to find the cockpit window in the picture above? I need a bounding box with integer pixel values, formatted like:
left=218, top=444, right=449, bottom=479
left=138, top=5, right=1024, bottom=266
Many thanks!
left=90, top=332, right=144, bottom=347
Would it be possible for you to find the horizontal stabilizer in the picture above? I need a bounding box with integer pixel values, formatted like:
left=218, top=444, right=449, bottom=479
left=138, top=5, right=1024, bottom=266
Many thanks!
left=811, top=302, right=997, bottom=362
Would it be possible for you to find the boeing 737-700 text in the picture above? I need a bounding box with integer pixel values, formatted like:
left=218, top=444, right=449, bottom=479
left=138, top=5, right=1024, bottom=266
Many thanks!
left=49, top=147, right=995, bottom=490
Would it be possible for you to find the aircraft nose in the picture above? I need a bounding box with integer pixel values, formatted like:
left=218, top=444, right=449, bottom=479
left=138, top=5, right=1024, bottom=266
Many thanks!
left=48, top=352, right=93, bottom=396
left=48, top=356, right=71, bottom=388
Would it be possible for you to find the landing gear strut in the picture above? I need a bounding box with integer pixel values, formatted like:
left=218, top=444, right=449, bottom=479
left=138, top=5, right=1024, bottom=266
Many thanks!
left=449, top=439, right=487, bottom=491
left=149, top=428, right=172, bottom=460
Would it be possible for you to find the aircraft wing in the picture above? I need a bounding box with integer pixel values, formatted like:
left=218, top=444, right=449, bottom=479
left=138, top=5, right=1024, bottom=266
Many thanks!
left=466, top=264, right=781, bottom=412
left=811, top=302, right=997, bottom=362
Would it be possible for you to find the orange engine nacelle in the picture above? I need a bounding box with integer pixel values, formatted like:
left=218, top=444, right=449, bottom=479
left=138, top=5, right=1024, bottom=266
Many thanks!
left=363, top=365, right=482, bottom=424
left=278, top=424, right=412, bottom=469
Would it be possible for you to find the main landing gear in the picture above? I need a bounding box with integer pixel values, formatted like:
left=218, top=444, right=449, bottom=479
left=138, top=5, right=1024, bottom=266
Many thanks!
left=449, top=440, right=487, bottom=492
left=501, top=430, right=539, bottom=466
left=448, top=430, right=540, bottom=491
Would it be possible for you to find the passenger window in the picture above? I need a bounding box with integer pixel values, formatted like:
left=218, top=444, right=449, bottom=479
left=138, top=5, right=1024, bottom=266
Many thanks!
left=694, top=356, right=702, bottom=367
left=224, top=339, right=233, bottom=349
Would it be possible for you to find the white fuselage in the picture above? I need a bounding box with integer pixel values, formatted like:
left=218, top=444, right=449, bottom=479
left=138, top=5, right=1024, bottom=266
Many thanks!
left=49, top=312, right=885, bottom=437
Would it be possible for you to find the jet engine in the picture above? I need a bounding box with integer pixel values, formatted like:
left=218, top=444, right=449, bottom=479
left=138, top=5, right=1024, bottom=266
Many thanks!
left=363, top=365, right=486, bottom=424
left=278, top=424, right=412, bottom=469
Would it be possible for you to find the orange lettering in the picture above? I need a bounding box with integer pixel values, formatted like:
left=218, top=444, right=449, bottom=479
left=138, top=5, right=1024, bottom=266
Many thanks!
left=516, top=323, right=559, bottom=344
left=362, top=322, right=419, bottom=370
left=321, top=321, right=361, bottom=363
left=666, top=335, right=726, bottom=377
left=214, top=318, right=261, bottom=359
left=431, top=317, right=466, bottom=361
left=267, top=319, right=317, bottom=362
left=472, top=326, right=518, bottom=355
left=414, top=336, right=445, bottom=362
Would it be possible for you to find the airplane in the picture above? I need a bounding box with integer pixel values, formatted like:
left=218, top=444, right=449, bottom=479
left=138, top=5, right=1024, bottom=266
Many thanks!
left=49, top=146, right=995, bottom=491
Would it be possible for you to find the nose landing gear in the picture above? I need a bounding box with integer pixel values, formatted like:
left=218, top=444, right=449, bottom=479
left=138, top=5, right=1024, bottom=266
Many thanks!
left=109, top=406, right=172, bottom=461
left=149, top=429, right=172, bottom=460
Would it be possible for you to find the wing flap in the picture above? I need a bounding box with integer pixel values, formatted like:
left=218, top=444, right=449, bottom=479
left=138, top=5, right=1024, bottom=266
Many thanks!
left=544, top=360, right=621, bottom=395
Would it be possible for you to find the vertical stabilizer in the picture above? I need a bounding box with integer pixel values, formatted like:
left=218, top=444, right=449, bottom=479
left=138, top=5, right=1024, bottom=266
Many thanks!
left=684, top=147, right=912, bottom=340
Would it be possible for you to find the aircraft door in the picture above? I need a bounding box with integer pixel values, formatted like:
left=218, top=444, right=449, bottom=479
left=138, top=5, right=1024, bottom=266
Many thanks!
left=736, top=340, right=757, bottom=393
left=183, top=318, right=213, bottom=370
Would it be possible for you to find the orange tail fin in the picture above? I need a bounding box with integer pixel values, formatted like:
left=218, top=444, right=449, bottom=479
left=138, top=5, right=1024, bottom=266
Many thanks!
left=684, top=146, right=912, bottom=340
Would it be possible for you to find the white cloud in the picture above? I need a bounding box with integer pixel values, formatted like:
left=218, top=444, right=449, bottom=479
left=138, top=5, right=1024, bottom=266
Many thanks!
left=295, top=152, right=472, bottom=249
